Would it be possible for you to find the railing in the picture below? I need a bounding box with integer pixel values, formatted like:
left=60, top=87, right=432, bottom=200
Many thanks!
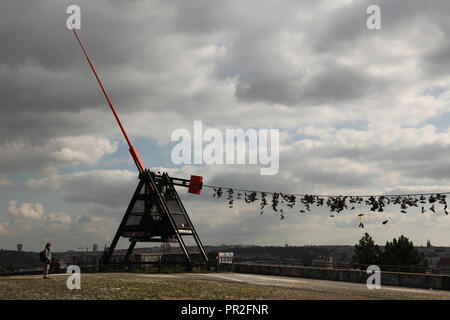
left=228, top=257, right=445, bottom=275
left=0, top=264, right=42, bottom=276
left=2, top=256, right=449, bottom=276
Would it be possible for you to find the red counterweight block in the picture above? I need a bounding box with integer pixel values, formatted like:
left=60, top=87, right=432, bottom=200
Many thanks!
left=188, top=175, right=203, bottom=194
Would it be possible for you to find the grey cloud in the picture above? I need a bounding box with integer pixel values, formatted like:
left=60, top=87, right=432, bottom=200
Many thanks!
left=0, top=110, right=103, bottom=144
left=229, top=59, right=387, bottom=106
left=293, top=62, right=386, bottom=105
left=311, top=0, right=443, bottom=53
left=207, top=2, right=389, bottom=107
left=26, top=170, right=137, bottom=207
left=318, top=142, right=450, bottom=182
left=0, top=0, right=164, bottom=70
left=0, top=0, right=188, bottom=145
left=310, top=1, right=370, bottom=53
left=299, top=168, right=375, bottom=189
left=78, top=215, right=92, bottom=223
left=311, top=0, right=450, bottom=82
left=1, top=0, right=447, bottom=151
left=423, top=43, right=450, bottom=77
left=173, top=0, right=319, bottom=35
left=0, top=136, right=118, bottom=173
left=3, top=0, right=450, bottom=249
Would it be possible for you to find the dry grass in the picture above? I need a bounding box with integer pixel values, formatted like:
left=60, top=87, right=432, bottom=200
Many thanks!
left=0, top=272, right=449, bottom=300
left=0, top=273, right=312, bottom=300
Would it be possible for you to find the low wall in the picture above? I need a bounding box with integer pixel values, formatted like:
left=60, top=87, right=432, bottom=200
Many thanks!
left=232, top=263, right=450, bottom=291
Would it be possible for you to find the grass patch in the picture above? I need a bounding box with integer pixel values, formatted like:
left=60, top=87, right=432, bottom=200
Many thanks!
left=1, top=273, right=449, bottom=300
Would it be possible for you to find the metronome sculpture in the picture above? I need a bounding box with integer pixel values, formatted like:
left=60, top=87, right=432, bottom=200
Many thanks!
left=70, top=27, right=208, bottom=265
left=104, top=171, right=208, bottom=265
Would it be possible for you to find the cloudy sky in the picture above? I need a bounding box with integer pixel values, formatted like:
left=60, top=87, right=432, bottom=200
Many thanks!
left=1, top=0, right=450, bottom=252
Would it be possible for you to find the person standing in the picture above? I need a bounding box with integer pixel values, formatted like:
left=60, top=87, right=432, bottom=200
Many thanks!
left=42, top=243, right=51, bottom=279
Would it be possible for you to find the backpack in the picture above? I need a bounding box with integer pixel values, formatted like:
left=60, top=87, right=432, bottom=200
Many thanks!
left=39, top=250, right=47, bottom=263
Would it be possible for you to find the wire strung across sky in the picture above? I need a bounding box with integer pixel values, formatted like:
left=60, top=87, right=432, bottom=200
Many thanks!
left=200, top=183, right=450, bottom=225
left=202, top=184, right=450, bottom=199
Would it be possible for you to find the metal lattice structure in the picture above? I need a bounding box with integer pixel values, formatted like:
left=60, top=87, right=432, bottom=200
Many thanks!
left=103, top=170, right=208, bottom=266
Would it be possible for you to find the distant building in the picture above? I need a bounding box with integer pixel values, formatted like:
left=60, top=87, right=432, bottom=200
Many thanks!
left=438, top=258, right=450, bottom=266
left=218, top=252, right=234, bottom=264
left=438, top=258, right=450, bottom=271
left=17, top=244, right=23, bottom=252
left=327, top=256, right=334, bottom=269
left=93, top=244, right=98, bottom=252
left=427, top=240, right=432, bottom=248
left=426, top=257, right=441, bottom=268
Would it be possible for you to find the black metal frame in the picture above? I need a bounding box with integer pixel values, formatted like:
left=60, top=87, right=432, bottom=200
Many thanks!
left=103, top=170, right=208, bottom=267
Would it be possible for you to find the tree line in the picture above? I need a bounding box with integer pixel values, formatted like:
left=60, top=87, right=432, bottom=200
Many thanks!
left=352, top=233, right=429, bottom=273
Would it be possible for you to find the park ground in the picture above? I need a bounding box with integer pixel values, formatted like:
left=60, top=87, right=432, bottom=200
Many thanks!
left=1, top=272, right=450, bottom=300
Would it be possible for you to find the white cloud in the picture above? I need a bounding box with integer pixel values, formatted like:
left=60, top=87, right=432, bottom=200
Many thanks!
left=0, top=176, right=11, bottom=186
left=6, top=200, right=72, bottom=227
left=49, top=136, right=118, bottom=166
left=46, top=211, right=72, bottom=225
left=0, top=223, right=8, bottom=235
left=8, top=200, right=44, bottom=221
left=0, top=136, right=118, bottom=174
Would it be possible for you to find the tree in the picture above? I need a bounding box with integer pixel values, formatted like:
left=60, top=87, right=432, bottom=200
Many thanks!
left=381, top=235, right=428, bottom=272
left=352, top=233, right=382, bottom=268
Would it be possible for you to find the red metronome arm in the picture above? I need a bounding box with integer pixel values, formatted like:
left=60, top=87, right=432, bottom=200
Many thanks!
left=71, top=27, right=145, bottom=174
left=71, top=27, right=202, bottom=193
